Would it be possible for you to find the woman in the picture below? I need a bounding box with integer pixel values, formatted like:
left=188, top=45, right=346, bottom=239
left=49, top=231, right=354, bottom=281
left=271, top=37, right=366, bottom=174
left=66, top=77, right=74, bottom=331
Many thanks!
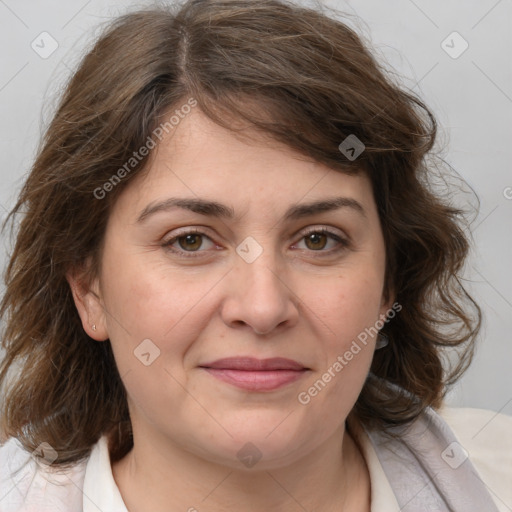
left=0, top=0, right=510, bottom=510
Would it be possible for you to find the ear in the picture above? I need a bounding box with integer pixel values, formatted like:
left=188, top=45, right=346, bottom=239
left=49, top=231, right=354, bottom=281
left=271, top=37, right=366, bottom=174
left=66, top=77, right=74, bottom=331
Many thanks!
left=378, top=281, right=397, bottom=322
left=66, top=260, right=108, bottom=341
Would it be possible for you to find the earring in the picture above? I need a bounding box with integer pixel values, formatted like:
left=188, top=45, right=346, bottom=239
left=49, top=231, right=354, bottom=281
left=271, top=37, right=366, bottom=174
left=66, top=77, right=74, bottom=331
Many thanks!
left=92, top=324, right=97, bottom=332
left=375, top=332, right=389, bottom=350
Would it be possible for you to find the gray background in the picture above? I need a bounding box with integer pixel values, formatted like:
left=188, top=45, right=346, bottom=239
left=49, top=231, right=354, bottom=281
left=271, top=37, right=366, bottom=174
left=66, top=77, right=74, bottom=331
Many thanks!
left=0, top=0, right=510, bottom=414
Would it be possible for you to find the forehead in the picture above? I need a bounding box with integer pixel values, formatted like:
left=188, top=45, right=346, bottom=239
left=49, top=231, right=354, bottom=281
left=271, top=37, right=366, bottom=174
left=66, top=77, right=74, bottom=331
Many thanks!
left=113, top=108, right=376, bottom=223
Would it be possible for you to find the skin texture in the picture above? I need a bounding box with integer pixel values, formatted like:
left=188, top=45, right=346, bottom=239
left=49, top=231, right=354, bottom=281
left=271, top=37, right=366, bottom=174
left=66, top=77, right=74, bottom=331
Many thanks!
left=68, top=108, right=393, bottom=511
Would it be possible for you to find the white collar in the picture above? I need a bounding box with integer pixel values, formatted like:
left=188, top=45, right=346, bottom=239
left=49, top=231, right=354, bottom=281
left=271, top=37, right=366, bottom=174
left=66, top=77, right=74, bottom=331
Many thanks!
left=83, top=436, right=128, bottom=512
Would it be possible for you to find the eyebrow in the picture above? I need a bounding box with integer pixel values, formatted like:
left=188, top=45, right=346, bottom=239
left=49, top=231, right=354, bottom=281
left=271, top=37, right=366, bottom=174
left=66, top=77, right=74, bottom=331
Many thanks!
left=136, top=196, right=366, bottom=224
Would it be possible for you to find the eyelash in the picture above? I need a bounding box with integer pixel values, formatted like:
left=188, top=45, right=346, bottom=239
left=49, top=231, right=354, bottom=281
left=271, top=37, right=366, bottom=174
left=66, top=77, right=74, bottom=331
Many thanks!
left=161, top=227, right=350, bottom=259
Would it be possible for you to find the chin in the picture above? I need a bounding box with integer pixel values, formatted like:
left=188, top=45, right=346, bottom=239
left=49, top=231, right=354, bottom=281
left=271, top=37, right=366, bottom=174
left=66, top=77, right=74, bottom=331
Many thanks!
left=196, top=417, right=314, bottom=471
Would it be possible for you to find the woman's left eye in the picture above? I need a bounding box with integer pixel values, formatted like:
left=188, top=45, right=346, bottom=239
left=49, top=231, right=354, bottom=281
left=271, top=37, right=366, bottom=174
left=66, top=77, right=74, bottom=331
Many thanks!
left=162, top=227, right=349, bottom=258
left=292, top=228, right=349, bottom=253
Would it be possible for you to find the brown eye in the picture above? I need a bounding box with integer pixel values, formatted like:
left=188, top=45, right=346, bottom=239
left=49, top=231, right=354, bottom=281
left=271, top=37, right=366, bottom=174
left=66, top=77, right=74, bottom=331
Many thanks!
left=293, top=228, right=350, bottom=256
left=162, top=229, right=216, bottom=257
left=304, top=232, right=328, bottom=250
left=177, top=233, right=203, bottom=251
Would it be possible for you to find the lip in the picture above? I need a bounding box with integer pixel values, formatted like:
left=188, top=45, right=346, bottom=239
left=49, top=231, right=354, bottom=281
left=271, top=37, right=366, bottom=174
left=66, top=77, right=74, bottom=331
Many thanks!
left=201, top=357, right=306, bottom=371
left=199, top=357, right=309, bottom=391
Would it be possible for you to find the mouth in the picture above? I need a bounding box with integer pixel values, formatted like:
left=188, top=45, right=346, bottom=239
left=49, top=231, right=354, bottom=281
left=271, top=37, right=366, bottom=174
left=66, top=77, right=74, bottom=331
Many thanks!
left=199, top=357, right=310, bottom=392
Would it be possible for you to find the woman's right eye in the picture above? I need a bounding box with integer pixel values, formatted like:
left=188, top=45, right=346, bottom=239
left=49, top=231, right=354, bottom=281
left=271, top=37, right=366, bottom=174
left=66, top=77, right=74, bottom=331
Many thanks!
left=162, top=229, right=217, bottom=258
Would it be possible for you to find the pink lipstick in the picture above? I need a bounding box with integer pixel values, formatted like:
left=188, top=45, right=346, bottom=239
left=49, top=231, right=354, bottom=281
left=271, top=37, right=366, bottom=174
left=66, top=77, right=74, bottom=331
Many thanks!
left=200, top=357, right=308, bottom=391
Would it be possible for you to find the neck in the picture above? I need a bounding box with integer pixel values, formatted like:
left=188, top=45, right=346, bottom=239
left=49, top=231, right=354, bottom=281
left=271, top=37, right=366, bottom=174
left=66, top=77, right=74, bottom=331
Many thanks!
left=112, top=423, right=371, bottom=512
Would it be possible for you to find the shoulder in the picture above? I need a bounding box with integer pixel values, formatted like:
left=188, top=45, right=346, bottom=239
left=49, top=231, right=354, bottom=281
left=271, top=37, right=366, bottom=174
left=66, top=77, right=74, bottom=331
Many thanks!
left=438, top=405, right=512, bottom=459
left=437, top=405, right=512, bottom=512
left=0, top=436, right=88, bottom=512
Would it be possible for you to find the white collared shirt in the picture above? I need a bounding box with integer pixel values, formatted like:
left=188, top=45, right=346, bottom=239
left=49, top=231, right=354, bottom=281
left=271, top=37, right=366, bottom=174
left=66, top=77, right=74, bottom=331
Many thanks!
left=1, top=407, right=511, bottom=511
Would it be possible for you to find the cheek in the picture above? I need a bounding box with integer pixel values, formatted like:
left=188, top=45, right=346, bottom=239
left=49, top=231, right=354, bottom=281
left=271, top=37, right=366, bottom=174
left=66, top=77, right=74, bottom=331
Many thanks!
left=101, top=246, right=217, bottom=339
left=307, top=269, right=385, bottom=344
left=99, top=255, right=220, bottom=418
left=99, top=249, right=232, bottom=401
left=297, top=274, right=382, bottom=421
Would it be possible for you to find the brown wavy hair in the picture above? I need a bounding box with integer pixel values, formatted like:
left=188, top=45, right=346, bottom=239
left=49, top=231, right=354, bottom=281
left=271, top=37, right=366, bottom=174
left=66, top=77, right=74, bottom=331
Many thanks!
left=0, top=0, right=480, bottom=467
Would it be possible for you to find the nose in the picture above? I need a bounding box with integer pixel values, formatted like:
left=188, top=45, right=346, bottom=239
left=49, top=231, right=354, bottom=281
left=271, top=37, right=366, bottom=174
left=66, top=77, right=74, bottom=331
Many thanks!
left=220, top=246, right=300, bottom=336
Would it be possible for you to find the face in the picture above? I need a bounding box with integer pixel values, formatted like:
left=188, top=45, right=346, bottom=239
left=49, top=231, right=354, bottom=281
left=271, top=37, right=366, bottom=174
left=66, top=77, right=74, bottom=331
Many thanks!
left=70, top=107, right=393, bottom=470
